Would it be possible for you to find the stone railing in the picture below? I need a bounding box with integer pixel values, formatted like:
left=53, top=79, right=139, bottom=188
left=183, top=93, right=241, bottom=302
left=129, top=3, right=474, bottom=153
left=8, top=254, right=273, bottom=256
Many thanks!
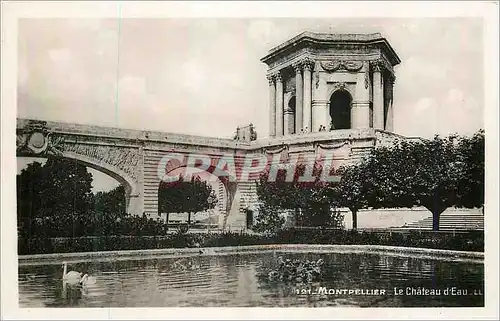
left=16, top=118, right=250, bottom=150
left=251, top=128, right=377, bottom=149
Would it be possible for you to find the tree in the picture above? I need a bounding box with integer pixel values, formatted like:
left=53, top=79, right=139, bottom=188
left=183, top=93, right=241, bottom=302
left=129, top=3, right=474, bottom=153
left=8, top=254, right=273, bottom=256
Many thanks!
left=17, top=157, right=95, bottom=237
left=158, top=175, right=218, bottom=227
left=94, top=185, right=126, bottom=215
left=361, top=133, right=484, bottom=231
left=17, top=161, right=45, bottom=237
left=252, top=204, right=286, bottom=235
left=331, top=163, right=372, bottom=230
left=454, top=130, right=485, bottom=211
left=41, top=157, right=94, bottom=236
left=92, top=185, right=128, bottom=235
left=256, top=162, right=341, bottom=227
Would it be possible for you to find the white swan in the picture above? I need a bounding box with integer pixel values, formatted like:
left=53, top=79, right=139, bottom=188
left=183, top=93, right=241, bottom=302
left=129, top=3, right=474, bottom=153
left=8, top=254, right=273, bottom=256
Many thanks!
left=62, top=261, right=82, bottom=285
left=79, top=273, right=96, bottom=286
left=80, top=274, right=89, bottom=285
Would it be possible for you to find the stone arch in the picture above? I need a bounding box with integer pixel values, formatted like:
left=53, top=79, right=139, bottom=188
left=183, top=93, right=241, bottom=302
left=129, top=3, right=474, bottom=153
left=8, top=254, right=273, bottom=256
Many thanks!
left=287, top=95, right=296, bottom=111
left=329, top=89, right=353, bottom=130
left=326, top=85, right=355, bottom=103
left=61, top=151, right=140, bottom=214
left=157, top=164, right=240, bottom=231
left=287, top=95, right=297, bottom=134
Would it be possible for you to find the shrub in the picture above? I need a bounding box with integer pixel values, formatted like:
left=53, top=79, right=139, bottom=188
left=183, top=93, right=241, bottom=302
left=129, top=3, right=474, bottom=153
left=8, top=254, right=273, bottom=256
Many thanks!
left=252, top=205, right=286, bottom=235
left=18, top=229, right=484, bottom=255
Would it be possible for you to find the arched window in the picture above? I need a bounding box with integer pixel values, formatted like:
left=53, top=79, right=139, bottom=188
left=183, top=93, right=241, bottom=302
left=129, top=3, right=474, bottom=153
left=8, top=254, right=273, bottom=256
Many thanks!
left=329, top=90, right=352, bottom=130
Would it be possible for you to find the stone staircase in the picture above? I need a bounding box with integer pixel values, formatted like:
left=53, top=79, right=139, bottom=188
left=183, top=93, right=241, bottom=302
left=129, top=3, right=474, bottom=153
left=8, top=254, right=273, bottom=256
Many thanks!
left=402, top=213, right=484, bottom=231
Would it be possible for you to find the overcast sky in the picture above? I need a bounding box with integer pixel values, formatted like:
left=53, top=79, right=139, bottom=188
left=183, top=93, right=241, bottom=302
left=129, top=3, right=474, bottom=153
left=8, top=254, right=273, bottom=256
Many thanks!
left=17, top=17, right=484, bottom=191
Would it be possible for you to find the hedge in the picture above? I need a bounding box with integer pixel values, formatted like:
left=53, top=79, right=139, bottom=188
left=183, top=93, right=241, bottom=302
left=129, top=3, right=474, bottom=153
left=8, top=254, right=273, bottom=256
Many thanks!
left=18, top=229, right=484, bottom=255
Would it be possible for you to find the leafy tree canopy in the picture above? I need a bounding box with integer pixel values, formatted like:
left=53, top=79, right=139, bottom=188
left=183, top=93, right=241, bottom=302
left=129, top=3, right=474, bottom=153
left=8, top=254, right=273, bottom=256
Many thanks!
left=17, top=157, right=94, bottom=237
left=158, top=175, right=218, bottom=225
left=256, top=162, right=342, bottom=227
left=360, top=131, right=484, bottom=230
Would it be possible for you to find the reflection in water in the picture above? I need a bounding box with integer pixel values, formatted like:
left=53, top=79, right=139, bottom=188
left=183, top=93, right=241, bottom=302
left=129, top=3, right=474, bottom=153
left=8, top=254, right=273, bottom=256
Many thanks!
left=18, top=252, right=484, bottom=307
left=60, top=281, right=83, bottom=306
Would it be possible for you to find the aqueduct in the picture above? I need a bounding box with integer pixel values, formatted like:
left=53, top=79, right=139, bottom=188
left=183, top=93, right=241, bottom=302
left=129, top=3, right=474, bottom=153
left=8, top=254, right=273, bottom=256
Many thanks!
left=17, top=32, right=407, bottom=230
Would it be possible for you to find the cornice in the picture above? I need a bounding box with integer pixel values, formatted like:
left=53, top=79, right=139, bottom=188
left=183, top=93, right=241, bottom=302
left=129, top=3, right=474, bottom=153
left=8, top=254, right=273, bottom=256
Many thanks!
left=261, top=32, right=401, bottom=67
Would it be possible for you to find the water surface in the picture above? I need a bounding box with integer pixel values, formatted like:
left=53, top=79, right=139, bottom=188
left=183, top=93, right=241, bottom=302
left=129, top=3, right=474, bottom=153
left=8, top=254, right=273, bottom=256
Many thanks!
left=18, top=251, right=484, bottom=307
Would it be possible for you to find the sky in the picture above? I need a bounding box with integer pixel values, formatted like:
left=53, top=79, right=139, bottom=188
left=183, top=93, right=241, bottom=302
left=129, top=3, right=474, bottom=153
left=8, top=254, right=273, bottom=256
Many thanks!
left=16, top=17, right=485, bottom=191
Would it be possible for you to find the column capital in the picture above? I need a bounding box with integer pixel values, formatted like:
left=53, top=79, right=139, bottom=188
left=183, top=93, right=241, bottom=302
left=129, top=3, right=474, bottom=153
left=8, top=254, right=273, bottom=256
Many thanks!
left=370, top=58, right=396, bottom=79
left=266, top=74, right=275, bottom=84
left=371, top=60, right=382, bottom=73
left=301, top=58, right=315, bottom=71
left=293, top=62, right=303, bottom=73
left=274, top=72, right=283, bottom=82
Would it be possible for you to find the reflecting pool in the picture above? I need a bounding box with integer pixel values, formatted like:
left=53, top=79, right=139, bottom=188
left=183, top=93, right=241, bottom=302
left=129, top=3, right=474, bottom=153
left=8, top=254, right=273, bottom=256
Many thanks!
left=18, top=251, right=484, bottom=307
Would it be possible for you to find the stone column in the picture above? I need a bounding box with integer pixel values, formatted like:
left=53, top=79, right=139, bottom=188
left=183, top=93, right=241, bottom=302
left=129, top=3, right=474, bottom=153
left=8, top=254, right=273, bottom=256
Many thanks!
left=128, top=145, right=144, bottom=215
left=127, top=194, right=142, bottom=215
left=351, top=61, right=371, bottom=129
left=284, top=106, right=294, bottom=135
left=293, top=63, right=304, bottom=133
left=302, top=60, right=313, bottom=133
left=385, top=78, right=395, bottom=132
left=275, top=73, right=284, bottom=137
left=372, top=63, right=384, bottom=130
left=284, top=89, right=294, bottom=135
left=267, top=74, right=276, bottom=137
